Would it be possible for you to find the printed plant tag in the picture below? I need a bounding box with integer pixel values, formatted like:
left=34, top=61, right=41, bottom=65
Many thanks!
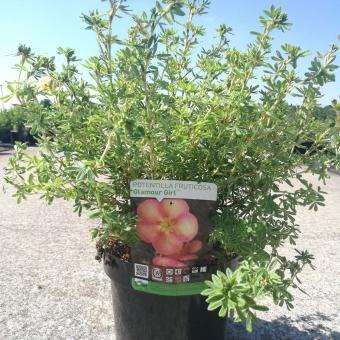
left=130, top=180, right=217, bottom=286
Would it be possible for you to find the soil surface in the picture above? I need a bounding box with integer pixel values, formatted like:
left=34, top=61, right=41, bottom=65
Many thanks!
left=0, top=148, right=339, bottom=340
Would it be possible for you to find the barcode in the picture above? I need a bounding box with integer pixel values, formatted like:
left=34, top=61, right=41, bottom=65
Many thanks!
left=134, top=263, right=149, bottom=279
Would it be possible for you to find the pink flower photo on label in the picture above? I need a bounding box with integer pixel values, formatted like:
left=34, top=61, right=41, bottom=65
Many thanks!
left=152, top=240, right=203, bottom=268
left=136, top=198, right=201, bottom=267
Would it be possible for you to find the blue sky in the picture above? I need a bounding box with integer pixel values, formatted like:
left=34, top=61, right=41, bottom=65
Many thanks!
left=0, top=0, right=339, bottom=104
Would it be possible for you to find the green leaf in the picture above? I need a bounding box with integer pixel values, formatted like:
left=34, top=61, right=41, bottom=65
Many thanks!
left=245, top=315, right=253, bottom=333
left=91, top=228, right=99, bottom=239
left=251, top=304, right=269, bottom=311
left=218, top=306, right=227, bottom=317
left=207, top=300, right=223, bottom=311
left=89, top=210, right=102, bottom=219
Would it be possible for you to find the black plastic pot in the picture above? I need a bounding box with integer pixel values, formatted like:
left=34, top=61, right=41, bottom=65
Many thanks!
left=104, top=256, right=227, bottom=340
left=0, top=128, right=11, bottom=143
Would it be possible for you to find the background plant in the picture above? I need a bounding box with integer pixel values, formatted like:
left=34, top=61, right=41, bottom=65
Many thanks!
left=3, top=0, right=339, bottom=331
left=0, top=107, right=26, bottom=131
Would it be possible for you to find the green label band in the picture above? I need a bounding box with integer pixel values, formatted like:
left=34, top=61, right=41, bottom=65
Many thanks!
left=131, top=278, right=207, bottom=296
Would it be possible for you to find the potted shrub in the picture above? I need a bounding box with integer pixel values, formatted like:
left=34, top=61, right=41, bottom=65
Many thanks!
left=0, top=104, right=36, bottom=145
left=3, top=1, right=339, bottom=339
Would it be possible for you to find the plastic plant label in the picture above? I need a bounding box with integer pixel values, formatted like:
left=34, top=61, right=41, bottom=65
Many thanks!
left=130, top=180, right=218, bottom=296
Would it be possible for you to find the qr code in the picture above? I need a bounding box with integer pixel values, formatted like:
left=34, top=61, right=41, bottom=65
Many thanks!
left=134, top=263, right=149, bottom=279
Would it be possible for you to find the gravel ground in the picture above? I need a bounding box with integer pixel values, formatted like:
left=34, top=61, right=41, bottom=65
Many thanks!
left=0, top=148, right=339, bottom=340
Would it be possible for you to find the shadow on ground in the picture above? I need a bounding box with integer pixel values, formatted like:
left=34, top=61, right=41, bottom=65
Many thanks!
left=226, top=312, right=339, bottom=340
left=0, top=151, right=12, bottom=155
left=0, top=144, right=13, bottom=155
